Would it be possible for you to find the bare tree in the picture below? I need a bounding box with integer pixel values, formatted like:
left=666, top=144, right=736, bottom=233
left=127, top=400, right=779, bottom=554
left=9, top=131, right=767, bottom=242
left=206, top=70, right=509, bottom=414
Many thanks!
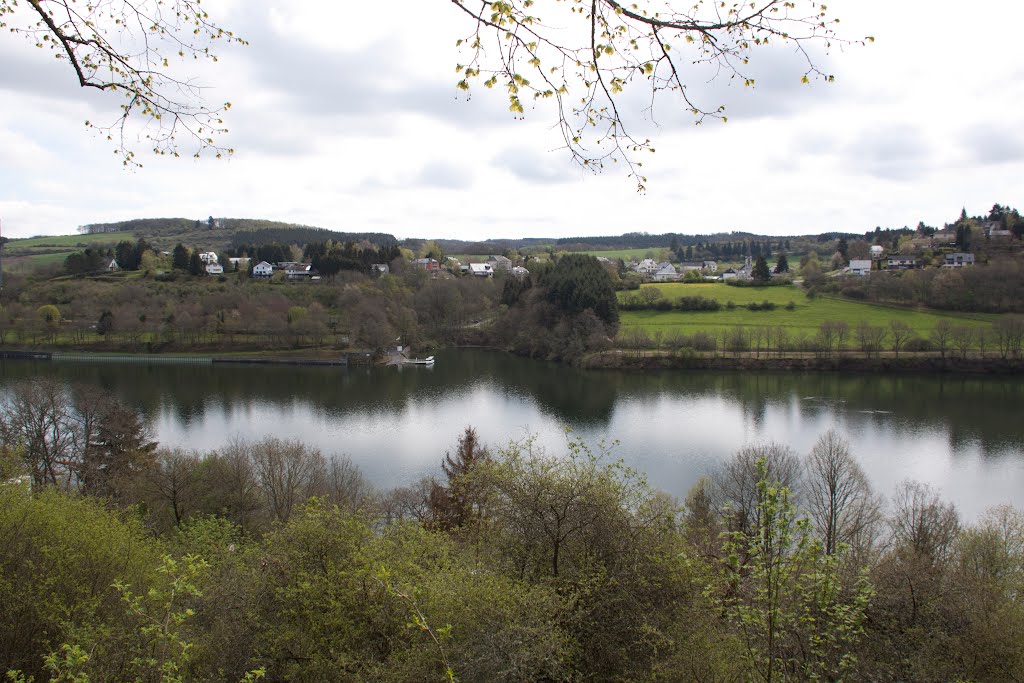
left=249, top=437, right=327, bottom=523
left=712, top=442, right=801, bottom=538
left=889, top=320, right=913, bottom=358
left=144, top=448, right=202, bottom=528
left=804, top=430, right=883, bottom=556
left=816, top=321, right=841, bottom=357
left=0, top=378, right=77, bottom=488
left=204, top=440, right=264, bottom=531
left=930, top=320, right=953, bottom=359
left=772, top=326, right=790, bottom=358
left=4, top=0, right=245, bottom=164
left=451, top=0, right=866, bottom=188
left=319, top=455, right=373, bottom=514
left=855, top=321, right=886, bottom=358
left=950, top=326, right=975, bottom=360
left=890, top=480, right=960, bottom=565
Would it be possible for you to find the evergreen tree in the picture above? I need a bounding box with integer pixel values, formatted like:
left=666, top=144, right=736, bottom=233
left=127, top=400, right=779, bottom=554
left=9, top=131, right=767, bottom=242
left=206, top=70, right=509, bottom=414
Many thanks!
left=172, top=243, right=190, bottom=270
left=188, top=249, right=202, bottom=276
left=752, top=255, right=771, bottom=282
left=540, top=253, right=619, bottom=326
left=774, top=253, right=790, bottom=274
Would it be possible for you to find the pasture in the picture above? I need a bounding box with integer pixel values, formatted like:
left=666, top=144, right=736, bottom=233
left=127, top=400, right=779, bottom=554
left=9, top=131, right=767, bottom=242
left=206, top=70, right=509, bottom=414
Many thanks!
left=618, top=283, right=998, bottom=340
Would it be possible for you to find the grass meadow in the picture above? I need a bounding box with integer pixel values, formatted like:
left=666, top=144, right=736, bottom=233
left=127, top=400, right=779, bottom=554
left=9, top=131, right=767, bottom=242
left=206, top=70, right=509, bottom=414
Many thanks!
left=577, top=247, right=670, bottom=262
left=618, top=283, right=998, bottom=339
left=4, top=231, right=135, bottom=269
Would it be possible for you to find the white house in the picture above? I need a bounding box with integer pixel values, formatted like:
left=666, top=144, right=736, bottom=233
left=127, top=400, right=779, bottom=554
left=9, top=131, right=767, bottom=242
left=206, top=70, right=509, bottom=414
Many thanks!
left=205, top=263, right=224, bottom=275
left=870, top=245, right=884, bottom=259
left=108, top=259, right=120, bottom=272
left=286, top=264, right=315, bottom=280
left=848, top=259, right=872, bottom=276
left=199, top=251, right=218, bottom=264
left=468, top=263, right=494, bottom=277
left=371, top=263, right=390, bottom=275
left=886, top=256, right=919, bottom=269
left=721, top=268, right=737, bottom=281
left=944, top=252, right=975, bottom=267
left=252, top=261, right=274, bottom=278
left=634, top=258, right=658, bottom=275
left=652, top=263, right=679, bottom=282
left=511, top=266, right=530, bottom=278
left=702, top=260, right=718, bottom=273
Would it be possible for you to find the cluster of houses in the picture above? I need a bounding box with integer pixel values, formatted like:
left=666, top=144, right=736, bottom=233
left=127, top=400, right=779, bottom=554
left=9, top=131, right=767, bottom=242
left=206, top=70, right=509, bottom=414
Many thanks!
left=629, top=257, right=766, bottom=282
left=411, top=254, right=530, bottom=279
left=846, top=249, right=977, bottom=277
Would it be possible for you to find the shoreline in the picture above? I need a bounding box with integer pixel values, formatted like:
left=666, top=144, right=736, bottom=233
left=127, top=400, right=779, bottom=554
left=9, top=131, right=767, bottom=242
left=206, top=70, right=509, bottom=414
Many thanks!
left=3, top=346, right=1023, bottom=375
left=579, top=349, right=1024, bottom=374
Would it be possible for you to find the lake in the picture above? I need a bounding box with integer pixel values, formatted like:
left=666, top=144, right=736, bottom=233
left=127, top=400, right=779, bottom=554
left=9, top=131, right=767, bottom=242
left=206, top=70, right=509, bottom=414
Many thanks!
left=2, top=349, right=1022, bottom=519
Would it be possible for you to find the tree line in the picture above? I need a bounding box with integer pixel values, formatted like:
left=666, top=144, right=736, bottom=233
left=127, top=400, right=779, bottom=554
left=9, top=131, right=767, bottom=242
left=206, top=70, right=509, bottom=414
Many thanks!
left=618, top=317, right=1024, bottom=360
left=2, top=402, right=1022, bottom=682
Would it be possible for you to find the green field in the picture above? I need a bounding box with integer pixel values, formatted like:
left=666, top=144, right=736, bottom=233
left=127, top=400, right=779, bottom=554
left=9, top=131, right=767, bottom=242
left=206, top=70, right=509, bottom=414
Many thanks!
left=5, top=231, right=134, bottom=251
left=618, top=283, right=997, bottom=339
left=3, top=231, right=134, bottom=271
left=576, top=247, right=671, bottom=262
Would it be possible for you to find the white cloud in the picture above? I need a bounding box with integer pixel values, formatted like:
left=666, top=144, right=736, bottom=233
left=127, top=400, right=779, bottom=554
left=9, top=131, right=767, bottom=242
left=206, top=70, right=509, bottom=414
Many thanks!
left=1, top=0, right=1023, bottom=239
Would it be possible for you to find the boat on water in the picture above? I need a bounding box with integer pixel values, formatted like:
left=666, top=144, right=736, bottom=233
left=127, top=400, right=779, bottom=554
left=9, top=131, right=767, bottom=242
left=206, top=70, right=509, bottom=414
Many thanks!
left=404, top=356, right=435, bottom=366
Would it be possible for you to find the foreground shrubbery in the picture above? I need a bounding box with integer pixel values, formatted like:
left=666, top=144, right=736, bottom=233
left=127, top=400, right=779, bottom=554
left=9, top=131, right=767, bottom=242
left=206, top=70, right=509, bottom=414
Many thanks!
left=2, top=423, right=1023, bottom=682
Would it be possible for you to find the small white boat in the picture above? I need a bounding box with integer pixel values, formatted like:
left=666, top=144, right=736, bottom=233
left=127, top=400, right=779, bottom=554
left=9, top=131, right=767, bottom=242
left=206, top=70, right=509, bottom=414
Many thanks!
left=405, top=356, right=435, bottom=365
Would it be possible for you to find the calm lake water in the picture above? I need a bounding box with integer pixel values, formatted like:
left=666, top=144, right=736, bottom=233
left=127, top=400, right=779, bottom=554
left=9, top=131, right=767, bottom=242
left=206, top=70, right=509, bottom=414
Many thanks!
left=2, top=349, right=1022, bottom=520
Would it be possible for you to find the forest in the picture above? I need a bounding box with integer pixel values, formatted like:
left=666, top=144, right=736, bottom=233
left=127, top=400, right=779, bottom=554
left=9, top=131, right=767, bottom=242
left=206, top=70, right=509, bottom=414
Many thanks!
left=1, top=390, right=1023, bottom=682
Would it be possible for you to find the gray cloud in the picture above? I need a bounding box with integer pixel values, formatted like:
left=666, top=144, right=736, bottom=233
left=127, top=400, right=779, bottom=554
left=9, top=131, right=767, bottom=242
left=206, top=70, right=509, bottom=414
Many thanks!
left=356, top=160, right=472, bottom=192
left=415, top=161, right=473, bottom=189
left=493, top=146, right=577, bottom=184
left=962, top=123, right=1024, bottom=164
left=846, top=124, right=932, bottom=181
left=599, top=44, right=839, bottom=138
left=229, top=12, right=514, bottom=130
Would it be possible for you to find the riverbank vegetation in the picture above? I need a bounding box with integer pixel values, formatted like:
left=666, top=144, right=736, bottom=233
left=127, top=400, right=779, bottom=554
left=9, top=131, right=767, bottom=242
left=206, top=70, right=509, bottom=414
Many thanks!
left=2, top=392, right=1022, bottom=681
left=3, top=236, right=1023, bottom=369
left=615, top=283, right=1024, bottom=361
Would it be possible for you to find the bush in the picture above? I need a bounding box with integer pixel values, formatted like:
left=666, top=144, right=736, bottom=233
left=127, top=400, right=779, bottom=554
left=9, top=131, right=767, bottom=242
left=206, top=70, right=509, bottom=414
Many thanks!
left=653, top=299, right=673, bottom=311
left=726, top=301, right=737, bottom=310
left=746, top=301, right=777, bottom=312
left=675, top=296, right=721, bottom=312
left=903, top=336, right=933, bottom=352
left=725, top=277, right=792, bottom=288
left=841, top=286, right=868, bottom=300
left=689, top=331, right=718, bottom=352
left=785, top=301, right=796, bottom=311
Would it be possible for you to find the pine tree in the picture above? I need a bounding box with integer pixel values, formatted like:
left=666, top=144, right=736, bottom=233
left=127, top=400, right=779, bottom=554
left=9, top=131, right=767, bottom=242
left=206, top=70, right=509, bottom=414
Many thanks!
left=188, top=249, right=202, bottom=276
left=752, top=255, right=771, bottom=282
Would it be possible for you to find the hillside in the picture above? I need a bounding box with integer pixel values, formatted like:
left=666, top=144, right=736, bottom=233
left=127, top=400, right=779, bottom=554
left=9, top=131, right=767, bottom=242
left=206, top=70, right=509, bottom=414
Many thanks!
left=79, top=217, right=398, bottom=252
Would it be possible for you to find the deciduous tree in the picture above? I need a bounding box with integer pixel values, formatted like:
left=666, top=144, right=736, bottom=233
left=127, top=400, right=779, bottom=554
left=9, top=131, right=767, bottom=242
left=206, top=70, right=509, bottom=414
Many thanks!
left=451, top=0, right=867, bottom=188
left=1, top=0, right=245, bottom=164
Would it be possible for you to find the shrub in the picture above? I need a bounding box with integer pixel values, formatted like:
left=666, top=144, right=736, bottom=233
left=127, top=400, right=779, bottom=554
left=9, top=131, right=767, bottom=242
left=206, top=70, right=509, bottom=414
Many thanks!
left=785, top=301, right=796, bottom=311
left=675, top=296, right=721, bottom=312
left=689, top=332, right=718, bottom=352
left=653, top=299, right=672, bottom=311
left=746, top=301, right=777, bottom=312
left=726, top=301, right=737, bottom=310
left=903, top=336, right=933, bottom=353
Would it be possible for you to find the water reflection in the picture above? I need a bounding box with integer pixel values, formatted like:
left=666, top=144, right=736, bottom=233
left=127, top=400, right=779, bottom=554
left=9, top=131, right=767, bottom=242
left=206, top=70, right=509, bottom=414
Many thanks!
left=1, top=351, right=1022, bottom=519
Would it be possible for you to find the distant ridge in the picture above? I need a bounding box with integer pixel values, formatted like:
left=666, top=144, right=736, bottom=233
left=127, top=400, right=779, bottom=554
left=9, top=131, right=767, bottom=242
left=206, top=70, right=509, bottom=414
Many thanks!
left=79, top=217, right=398, bottom=250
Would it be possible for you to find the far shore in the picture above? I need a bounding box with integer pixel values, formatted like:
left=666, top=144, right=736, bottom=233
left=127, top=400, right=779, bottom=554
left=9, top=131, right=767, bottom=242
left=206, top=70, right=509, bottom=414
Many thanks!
left=3, top=345, right=1023, bottom=375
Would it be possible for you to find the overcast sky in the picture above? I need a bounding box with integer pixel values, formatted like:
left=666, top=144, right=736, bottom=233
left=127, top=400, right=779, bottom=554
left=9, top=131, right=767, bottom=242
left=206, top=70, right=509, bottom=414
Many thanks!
left=1, top=0, right=1022, bottom=241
